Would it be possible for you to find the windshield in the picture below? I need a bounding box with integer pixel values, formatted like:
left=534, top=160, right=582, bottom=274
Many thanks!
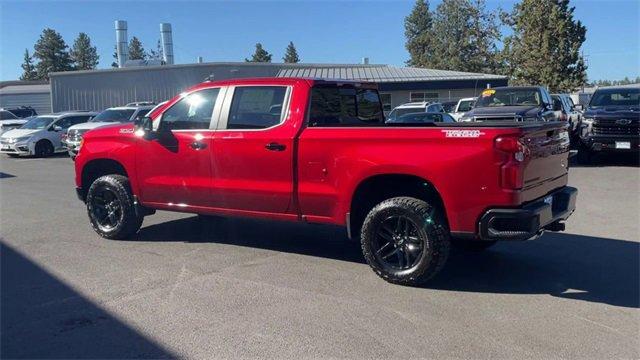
left=457, top=100, right=475, bottom=112
left=0, top=110, right=18, bottom=120
left=91, top=109, right=136, bottom=123
left=388, top=107, right=426, bottom=120
left=475, top=89, right=541, bottom=107
left=441, top=102, right=456, bottom=112
left=20, top=116, right=54, bottom=130
left=589, top=88, right=640, bottom=108
left=395, top=112, right=450, bottom=123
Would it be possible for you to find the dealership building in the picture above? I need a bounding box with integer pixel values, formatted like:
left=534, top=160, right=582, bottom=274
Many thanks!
left=47, top=62, right=508, bottom=114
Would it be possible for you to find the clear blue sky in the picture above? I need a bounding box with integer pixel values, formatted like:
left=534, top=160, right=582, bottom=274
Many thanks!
left=0, top=0, right=638, bottom=81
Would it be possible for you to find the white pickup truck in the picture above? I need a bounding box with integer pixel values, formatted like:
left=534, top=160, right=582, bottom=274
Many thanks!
left=450, top=97, right=477, bottom=121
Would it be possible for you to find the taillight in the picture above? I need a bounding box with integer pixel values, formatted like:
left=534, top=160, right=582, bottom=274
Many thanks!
left=495, top=136, right=529, bottom=190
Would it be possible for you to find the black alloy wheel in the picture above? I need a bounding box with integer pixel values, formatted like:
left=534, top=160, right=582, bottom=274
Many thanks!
left=91, top=187, right=124, bottom=232
left=372, top=215, right=424, bottom=271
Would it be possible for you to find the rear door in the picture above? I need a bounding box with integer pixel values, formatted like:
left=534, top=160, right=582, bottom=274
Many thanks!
left=211, top=85, right=295, bottom=214
left=136, top=87, right=224, bottom=208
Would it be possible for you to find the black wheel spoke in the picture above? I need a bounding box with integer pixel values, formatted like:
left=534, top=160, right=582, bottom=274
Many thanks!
left=373, top=215, right=425, bottom=270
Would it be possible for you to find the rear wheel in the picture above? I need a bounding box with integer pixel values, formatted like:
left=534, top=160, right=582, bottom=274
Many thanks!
left=360, top=197, right=450, bottom=286
left=34, top=140, right=54, bottom=157
left=86, top=175, right=143, bottom=239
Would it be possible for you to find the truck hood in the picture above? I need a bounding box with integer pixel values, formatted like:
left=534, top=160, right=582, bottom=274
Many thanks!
left=583, top=107, right=640, bottom=121
left=68, top=122, right=119, bottom=131
left=82, top=123, right=133, bottom=139
left=467, top=105, right=541, bottom=117
left=1, top=128, right=40, bottom=139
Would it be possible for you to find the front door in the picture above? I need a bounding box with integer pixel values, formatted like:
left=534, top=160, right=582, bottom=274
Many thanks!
left=136, top=87, right=223, bottom=208
left=211, top=85, right=295, bottom=214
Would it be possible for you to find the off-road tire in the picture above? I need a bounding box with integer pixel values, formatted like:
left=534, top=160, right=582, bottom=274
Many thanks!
left=34, top=140, right=54, bottom=157
left=452, top=239, right=497, bottom=252
left=86, top=174, right=143, bottom=240
left=360, top=197, right=450, bottom=286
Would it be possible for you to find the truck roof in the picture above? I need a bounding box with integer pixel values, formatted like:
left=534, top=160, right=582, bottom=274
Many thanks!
left=187, top=77, right=377, bottom=93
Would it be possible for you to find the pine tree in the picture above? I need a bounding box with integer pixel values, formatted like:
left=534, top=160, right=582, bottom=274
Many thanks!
left=245, top=43, right=272, bottom=62
left=283, top=41, right=300, bottom=63
left=70, top=32, right=99, bottom=70
left=404, top=0, right=436, bottom=67
left=428, top=0, right=502, bottom=73
left=111, top=45, right=119, bottom=68
left=502, top=0, right=587, bottom=92
left=128, top=36, right=146, bottom=60
left=19, top=49, right=39, bottom=80
left=33, top=28, right=73, bottom=79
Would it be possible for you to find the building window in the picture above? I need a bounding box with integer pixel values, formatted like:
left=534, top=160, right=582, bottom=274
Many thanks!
left=379, top=93, right=392, bottom=112
left=410, top=92, right=439, bottom=102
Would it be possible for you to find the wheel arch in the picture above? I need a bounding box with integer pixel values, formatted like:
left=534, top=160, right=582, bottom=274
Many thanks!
left=79, top=158, right=130, bottom=201
left=348, top=174, right=447, bottom=239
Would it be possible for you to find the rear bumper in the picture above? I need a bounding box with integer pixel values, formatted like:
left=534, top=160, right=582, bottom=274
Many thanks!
left=478, top=186, right=577, bottom=241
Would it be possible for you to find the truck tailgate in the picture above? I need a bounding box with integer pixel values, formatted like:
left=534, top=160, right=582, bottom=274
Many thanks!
left=519, top=123, right=571, bottom=202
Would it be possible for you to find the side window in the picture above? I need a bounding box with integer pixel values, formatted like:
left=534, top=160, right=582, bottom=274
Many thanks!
left=309, top=86, right=384, bottom=126
left=56, top=117, right=86, bottom=130
left=379, top=93, right=392, bottom=112
left=226, top=86, right=288, bottom=129
left=161, top=88, right=220, bottom=130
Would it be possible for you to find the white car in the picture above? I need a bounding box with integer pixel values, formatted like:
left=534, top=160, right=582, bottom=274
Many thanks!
left=0, top=111, right=96, bottom=157
left=387, top=102, right=445, bottom=122
left=64, top=105, right=157, bottom=159
left=451, top=97, right=477, bottom=121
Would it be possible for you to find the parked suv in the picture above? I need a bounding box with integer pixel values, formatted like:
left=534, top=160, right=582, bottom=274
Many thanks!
left=74, top=77, right=576, bottom=286
left=460, top=86, right=558, bottom=122
left=387, top=102, right=445, bottom=122
left=1, top=111, right=96, bottom=157
left=0, top=110, right=28, bottom=135
left=577, top=85, right=639, bottom=163
left=1, top=106, right=37, bottom=118
left=64, top=104, right=156, bottom=159
left=551, top=94, right=581, bottom=141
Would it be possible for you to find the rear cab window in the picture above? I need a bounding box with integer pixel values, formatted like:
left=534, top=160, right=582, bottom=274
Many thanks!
left=308, top=84, right=384, bottom=127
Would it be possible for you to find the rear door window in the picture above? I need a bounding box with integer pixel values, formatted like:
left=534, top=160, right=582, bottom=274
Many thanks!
left=226, top=86, right=288, bottom=129
left=309, top=86, right=384, bottom=126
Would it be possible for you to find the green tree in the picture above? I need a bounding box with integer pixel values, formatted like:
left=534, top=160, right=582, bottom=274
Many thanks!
left=33, top=28, right=73, bottom=79
left=147, top=39, right=165, bottom=64
left=111, top=46, right=119, bottom=68
left=502, top=0, right=587, bottom=92
left=19, top=49, right=39, bottom=80
left=245, top=43, right=272, bottom=62
left=70, top=32, right=99, bottom=70
left=128, top=36, right=146, bottom=60
left=283, top=41, right=300, bottom=63
left=404, top=0, right=437, bottom=67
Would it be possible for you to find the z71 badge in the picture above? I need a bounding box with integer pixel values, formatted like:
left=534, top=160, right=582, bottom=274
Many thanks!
left=441, top=129, right=485, bottom=138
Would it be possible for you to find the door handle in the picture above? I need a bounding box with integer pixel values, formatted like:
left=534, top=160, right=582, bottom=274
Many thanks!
left=189, top=141, right=207, bottom=150
left=265, top=142, right=286, bottom=151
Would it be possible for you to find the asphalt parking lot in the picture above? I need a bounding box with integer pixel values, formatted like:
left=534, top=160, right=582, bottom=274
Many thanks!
left=1, top=153, right=638, bottom=359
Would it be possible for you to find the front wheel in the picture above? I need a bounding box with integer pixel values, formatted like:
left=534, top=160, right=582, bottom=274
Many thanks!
left=34, top=140, right=54, bottom=157
left=86, top=174, right=143, bottom=239
left=360, top=197, right=450, bottom=286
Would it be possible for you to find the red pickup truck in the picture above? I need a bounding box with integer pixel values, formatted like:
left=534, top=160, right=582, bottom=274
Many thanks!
left=74, top=77, right=577, bottom=285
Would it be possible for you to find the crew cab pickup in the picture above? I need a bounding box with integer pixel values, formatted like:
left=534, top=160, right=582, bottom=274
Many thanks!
left=74, top=78, right=577, bottom=285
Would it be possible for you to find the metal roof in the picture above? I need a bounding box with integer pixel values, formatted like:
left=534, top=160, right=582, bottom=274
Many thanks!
left=276, top=65, right=507, bottom=83
left=0, top=84, right=50, bottom=95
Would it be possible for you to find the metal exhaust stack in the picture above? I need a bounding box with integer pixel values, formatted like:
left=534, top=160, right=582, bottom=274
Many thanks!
left=115, top=20, right=128, bottom=68
left=160, top=23, right=174, bottom=65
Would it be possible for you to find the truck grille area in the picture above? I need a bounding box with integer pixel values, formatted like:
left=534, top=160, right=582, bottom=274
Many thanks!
left=592, top=119, right=639, bottom=136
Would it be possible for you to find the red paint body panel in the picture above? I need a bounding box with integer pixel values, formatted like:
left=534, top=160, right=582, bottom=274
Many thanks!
left=76, top=77, right=570, bottom=237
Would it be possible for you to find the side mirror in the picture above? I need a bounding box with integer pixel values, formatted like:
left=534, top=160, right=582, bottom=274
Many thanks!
left=135, top=116, right=154, bottom=132
left=574, top=104, right=584, bottom=111
left=51, top=125, right=62, bottom=132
